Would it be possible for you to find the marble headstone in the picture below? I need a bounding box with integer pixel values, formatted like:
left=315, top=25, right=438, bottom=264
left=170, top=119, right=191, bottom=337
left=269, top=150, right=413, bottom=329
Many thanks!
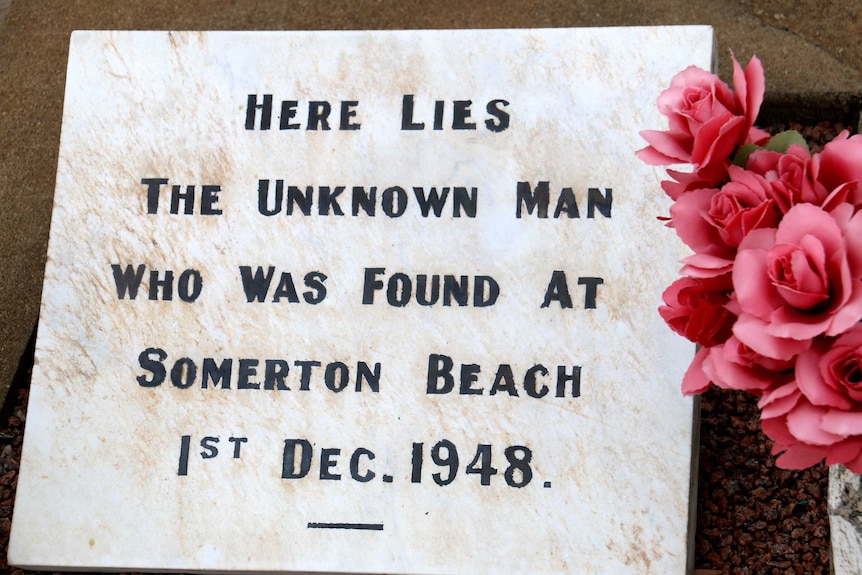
left=10, top=27, right=710, bottom=574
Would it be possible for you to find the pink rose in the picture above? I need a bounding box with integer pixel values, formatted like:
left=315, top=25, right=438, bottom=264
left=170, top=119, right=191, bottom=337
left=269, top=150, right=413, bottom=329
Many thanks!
left=702, top=335, right=793, bottom=394
left=670, top=187, right=735, bottom=278
left=797, top=328, right=862, bottom=409
left=758, top=328, right=862, bottom=472
left=680, top=333, right=793, bottom=397
left=672, top=165, right=779, bottom=254
left=637, top=54, right=768, bottom=179
left=818, top=132, right=862, bottom=206
left=668, top=167, right=779, bottom=279
left=748, top=144, right=855, bottom=213
left=659, top=276, right=735, bottom=348
left=681, top=347, right=712, bottom=395
left=759, top=384, right=833, bottom=470
left=732, top=203, right=862, bottom=359
left=708, top=167, right=781, bottom=246
left=660, top=166, right=725, bottom=201
left=747, top=145, right=832, bottom=211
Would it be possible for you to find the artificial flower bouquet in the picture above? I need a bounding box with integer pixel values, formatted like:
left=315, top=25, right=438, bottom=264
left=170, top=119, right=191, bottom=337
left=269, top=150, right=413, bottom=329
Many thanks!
left=639, top=54, right=862, bottom=472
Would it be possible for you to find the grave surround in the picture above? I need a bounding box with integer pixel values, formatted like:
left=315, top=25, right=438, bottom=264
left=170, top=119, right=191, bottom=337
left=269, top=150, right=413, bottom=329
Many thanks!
left=9, top=27, right=706, bottom=574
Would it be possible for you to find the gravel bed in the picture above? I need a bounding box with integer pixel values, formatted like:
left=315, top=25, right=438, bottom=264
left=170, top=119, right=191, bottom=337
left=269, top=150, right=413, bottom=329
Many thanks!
left=696, top=388, right=830, bottom=574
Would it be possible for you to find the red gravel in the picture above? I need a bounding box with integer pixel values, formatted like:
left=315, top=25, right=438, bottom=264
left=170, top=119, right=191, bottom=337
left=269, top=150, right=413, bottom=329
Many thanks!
left=0, top=386, right=22, bottom=575
left=695, top=388, right=830, bottom=574
left=0, top=121, right=855, bottom=574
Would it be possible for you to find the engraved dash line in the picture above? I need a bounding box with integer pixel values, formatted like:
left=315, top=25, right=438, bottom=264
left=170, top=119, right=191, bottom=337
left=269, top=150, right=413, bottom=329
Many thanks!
left=307, top=522, right=384, bottom=531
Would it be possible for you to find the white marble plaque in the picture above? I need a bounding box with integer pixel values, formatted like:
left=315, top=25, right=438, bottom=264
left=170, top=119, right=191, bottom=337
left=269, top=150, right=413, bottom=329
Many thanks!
left=10, top=28, right=710, bottom=574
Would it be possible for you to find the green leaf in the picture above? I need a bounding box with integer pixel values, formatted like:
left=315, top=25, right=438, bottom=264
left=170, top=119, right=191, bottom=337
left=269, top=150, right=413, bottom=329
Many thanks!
left=764, top=130, right=809, bottom=154
left=733, top=143, right=761, bottom=167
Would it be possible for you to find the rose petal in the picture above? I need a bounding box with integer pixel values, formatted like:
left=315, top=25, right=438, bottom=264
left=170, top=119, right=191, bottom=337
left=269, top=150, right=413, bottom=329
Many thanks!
left=637, top=129, right=692, bottom=165
left=671, top=188, right=726, bottom=254
left=771, top=237, right=828, bottom=310
left=691, top=113, right=744, bottom=168
left=749, top=126, right=771, bottom=146
left=738, top=54, right=764, bottom=129
left=681, top=346, right=712, bottom=395
left=795, top=348, right=854, bottom=409
left=680, top=253, right=735, bottom=278
left=774, top=444, right=826, bottom=469
left=733, top=231, right=781, bottom=320
left=819, top=133, right=862, bottom=193
left=844, top=448, right=862, bottom=474
left=786, top=401, right=844, bottom=445
left=761, top=416, right=796, bottom=445
left=765, top=307, right=833, bottom=341
left=821, top=410, right=862, bottom=436
left=731, top=53, right=748, bottom=115
left=707, top=344, right=776, bottom=392
left=733, top=314, right=810, bottom=361
left=824, top=289, right=862, bottom=336
left=826, top=439, right=862, bottom=466
left=758, top=381, right=800, bottom=418
left=839, top=208, right=862, bottom=273
left=774, top=203, right=842, bottom=250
